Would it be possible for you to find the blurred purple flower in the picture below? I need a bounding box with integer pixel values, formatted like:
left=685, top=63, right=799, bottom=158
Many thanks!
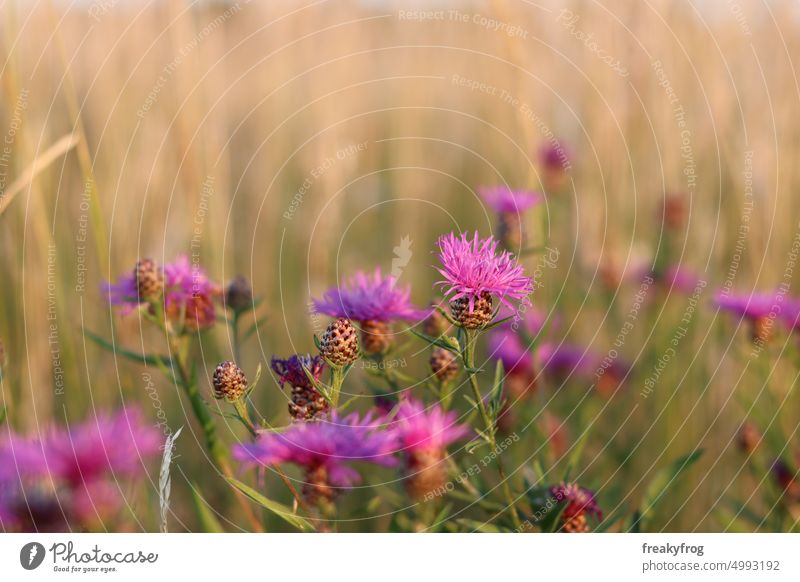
left=435, top=231, right=534, bottom=312
left=103, top=256, right=220, bottom=330
left=487, top=308, right=548, bottom=376
left=388, top=398, right=470, bottom=455
left=550, top=482, right=603, bottom=531
left=539, top=143, right=571, bottom=170
left=713, top=290, right=782, bottom=320
left=233, top=412, right=397, bottom=488
left=313, top=268, right=427, bottom=323
left=479, top=186, right=543, bottom=213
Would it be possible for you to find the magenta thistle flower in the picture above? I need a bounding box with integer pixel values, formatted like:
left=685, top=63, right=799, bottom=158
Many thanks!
left=387, top=399, right=470, bottom=499
left=435, top=231, right=534, bottom=312
left=714, top=290, right=781, bottom=320
left=479, top=186, right=543, bottom=213
left=550, top=482, right=603, bottom=532
left=0, top=408, right=160, bottom=531
left=313, top=268, right=427, bottom=323
left=389, top=398, right=470, bottom=455
left=45, top=407, right=162, bottom=484
left=233, top=412, right=396, bottom=494
left=714, top=290, right=783, bottom=343
left=103, top=256, right=220, bottom=330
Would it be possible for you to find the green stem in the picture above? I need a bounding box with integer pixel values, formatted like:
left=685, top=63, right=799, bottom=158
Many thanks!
left=462, top=329, right=522, bottom=529
left=330, top=365, right=344, bottom=408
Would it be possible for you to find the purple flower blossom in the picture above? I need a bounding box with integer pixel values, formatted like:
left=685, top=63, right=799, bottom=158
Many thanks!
left=713, top=291, right=782, bottom=321
left=479, top=186, right=543, bottom=213
left=0, top=408, right=160, bottom=531
left=388, top=399, right=470, bottom=455
left=271, top=354, right=325, bottom=390
left=102, top=256, right=220, bottom=330
left=539, top=143, right=571, bottom=170
left=537, top=342, right=595, bottom=379
left=550, top=482, right=603, bottom=522
left=435, top=231, right=534, bottom=312
left=233, top=412, right=397, bottom=487
left=487, top=308, right=548, bottom=375
left=313, top=268, right=427, bottom=323
left=45, top=408, right=162, bottom=484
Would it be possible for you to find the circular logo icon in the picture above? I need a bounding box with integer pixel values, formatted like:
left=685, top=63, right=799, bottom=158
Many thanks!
left=19, top=542, right=46, bottom=570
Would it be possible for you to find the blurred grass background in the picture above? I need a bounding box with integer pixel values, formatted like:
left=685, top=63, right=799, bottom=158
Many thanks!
left=1, top=0, right=799, bottom=531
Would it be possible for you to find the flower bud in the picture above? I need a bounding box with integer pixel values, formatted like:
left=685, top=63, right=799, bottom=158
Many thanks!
left=212, top=361, right=248, bottom=402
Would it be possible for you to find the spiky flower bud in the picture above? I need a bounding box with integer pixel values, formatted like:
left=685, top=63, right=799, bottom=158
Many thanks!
left=212, top=361, right=248, bottom=402
left=133, top=258, right=163, bottom=301
left=320, top=318, right=359, bottom=366
left=429, top=347, right=458, bottom=382
left=225, top=276, right=253, bottom=312
left=361, top=320, right=392, bottom=355
left=450, top=291, right=493, bottom=329
left=423, top=304, right=449, bottom=337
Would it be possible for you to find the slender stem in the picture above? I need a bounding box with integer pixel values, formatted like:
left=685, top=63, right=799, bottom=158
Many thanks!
left=330, top=365, right=344, bottom=407
left=231, top=312, right=242, bottom=366
left=462, top=329, right=522, bottom=529
left=168, top=335, right=264, bottom=532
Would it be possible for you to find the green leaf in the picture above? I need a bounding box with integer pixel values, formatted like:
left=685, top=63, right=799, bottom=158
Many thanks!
left=190, top=484, right=225, bottom=532
left=454, top=519, right=504, bottom=533
left=243, top=316, right=269, bottom=340
left=628, top=449, right=703, bottom=532
left=410, top=329, right=460, bottom=353
left=0, top=406, right=7, bottom=426
left=226, top=477, right=314, bottom=532
left=481, top=314, right=515, bottom=331
left=84, top=328, right=172, bottom=367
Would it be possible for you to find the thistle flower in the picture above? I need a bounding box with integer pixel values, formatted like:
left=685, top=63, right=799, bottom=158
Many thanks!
left=714, top=291, right=781, bottom=343
left=479, top=186, right=543, bottom=214
left=271, top=354, right=329, bottom=421
left=0, top=408, right=160, bottom=531
left=314, top=269, right=427, bottom=354
left=103, top=255, right=220, bottom=331
left=549, top=482, right=603, bottom=532
left=233, top=412, right=396, bottom=505
left=429, top=347, right=459, bottom=383
left=435, top=232, right=533, bottom=329
left=388, top=399, right=470, bottom=499
left=479, top=187, right=543, bottom=250
left=539, top=143, right=571, bottom=192
left=133, top=258, right=163, bottom=301
left=319, top=318, right=360, bottom=366
left=212, top=361, right=248, bottom=402
left=225, top=275, right=253, bottom=313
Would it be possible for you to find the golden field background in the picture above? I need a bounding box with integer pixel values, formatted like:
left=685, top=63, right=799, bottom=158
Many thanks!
left=1, top=0, right=800, bottom=531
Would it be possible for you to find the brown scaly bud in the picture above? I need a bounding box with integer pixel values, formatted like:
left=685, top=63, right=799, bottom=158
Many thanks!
left=133, top=258, right=163, bottom=301
left=562, top=513, right=590, bottom=533
left=225, top=276, right=253, bottom=312
left=212, top=361, right=248, bottom=402
left=450, top=291, right=493, bottom=329
left=406, top=449, right=446, bottom=501
left=423, top=304, right=449, bottom=337
left=497, top=211, right=525, bottom=250
left=320, top=318, right=359, bottom=366
left=736, top=422, right=761, bottom=454
left=360, top=320, right=393, bottom=355
left=429, top=347, right=459, bottom=382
